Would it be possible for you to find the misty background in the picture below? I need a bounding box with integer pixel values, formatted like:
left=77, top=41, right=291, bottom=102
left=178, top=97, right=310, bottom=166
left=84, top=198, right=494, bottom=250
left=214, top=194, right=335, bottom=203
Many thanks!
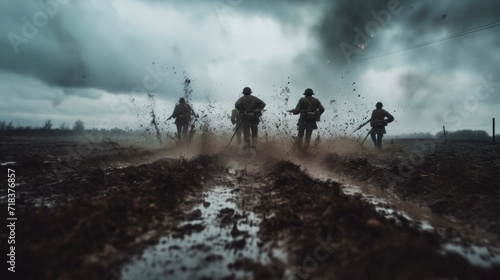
left=1, top=0, right=499, bottom=137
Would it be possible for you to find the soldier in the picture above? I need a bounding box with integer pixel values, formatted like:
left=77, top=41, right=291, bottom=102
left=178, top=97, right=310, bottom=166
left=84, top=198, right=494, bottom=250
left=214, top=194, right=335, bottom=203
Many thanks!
left=230, top=108, right=242, bottom=145
left=235, top=87, right=266, bottom=149
left=369, top=102, right=394, bottom=150
left=288, top=88, right=325, bottom=150
left=167, top=98, right=194, bottom=143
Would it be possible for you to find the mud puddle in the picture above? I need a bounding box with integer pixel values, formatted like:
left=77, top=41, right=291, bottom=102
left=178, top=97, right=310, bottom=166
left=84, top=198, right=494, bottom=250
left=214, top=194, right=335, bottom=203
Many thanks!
left=340, top=184, right=438, bottom=231
left=121, top=184, right=284, bottom=280
left=302, top=165, right=500, bottom=268
left=309, top=167, right=458, bottom=232
left=444, top=244, right=500, bottom=268
left=344, top=184, right=500, bottom=265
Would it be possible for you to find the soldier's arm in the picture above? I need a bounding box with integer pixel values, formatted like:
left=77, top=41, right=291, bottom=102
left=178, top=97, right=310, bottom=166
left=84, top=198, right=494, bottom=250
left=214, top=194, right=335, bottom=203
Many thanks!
left=291, top=99, right=304, bottom=115
left=317, top=100, right=325, bottom=115
left=170, top=106, right=179, bottom=118
left=259, top=98, right=266, bottom=110
left=235, top=100, right=243, bottom=111
left=385, top=111, right=394, bottom=123
left=369, top=110, right=376, bottom=126
left=231, top=109, right=238, bottom=124
left=254, top=97, right=265, bottom=111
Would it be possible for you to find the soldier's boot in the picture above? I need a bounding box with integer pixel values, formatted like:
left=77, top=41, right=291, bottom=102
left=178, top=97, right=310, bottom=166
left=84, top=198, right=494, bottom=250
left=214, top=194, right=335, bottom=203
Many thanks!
left=251, top=137, right=257, bottom=149
left=244, top=140, right=251, bottom=150
left=376, top=136, right=382, bottom=150
left=370, top=134, right=377, bottom=147
left=304, top=134, right=312, bottom=150
left=304, top=141, right=310, bottom=150
left=296, top=139, right=303, bottom=150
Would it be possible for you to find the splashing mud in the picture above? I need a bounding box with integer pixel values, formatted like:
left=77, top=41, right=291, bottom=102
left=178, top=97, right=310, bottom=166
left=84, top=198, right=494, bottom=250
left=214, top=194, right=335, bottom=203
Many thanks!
left=183, top=76, right=193, bottom=102
left=150, top=115, right=163, bottom=143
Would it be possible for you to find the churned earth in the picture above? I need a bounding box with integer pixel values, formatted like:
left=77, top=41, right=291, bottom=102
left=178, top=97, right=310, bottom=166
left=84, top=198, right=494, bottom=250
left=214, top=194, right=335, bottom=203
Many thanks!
left=0, top=132, right=499, bottom=280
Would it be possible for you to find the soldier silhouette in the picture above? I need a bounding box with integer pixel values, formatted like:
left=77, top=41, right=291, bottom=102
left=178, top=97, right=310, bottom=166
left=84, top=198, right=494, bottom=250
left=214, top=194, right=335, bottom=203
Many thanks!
left=167, top=98, right=195, bottom=143
left=234, top=87, right=266, bottom=149
left=288, top=88, right=325, bottom=150
left=369, top=102, right=394, bottom=150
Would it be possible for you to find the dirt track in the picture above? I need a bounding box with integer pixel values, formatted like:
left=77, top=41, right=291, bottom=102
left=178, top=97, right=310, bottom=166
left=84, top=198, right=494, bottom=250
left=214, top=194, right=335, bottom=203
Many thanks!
left=1, top=133, right=500, bottom=279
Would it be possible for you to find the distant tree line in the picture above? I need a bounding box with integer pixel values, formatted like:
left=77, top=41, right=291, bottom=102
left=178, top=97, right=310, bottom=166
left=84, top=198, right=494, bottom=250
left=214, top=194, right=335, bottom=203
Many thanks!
left=393, top=132, right=434, bottom=139
left=435, top=129, right=491, bottom=140
left=0, top=119, right=134, bottom=135
left=394, top=130, right=497, bottom=141
left=0, top=119, right=85, bottom=131
left=0, top=120, right=14, bottom=130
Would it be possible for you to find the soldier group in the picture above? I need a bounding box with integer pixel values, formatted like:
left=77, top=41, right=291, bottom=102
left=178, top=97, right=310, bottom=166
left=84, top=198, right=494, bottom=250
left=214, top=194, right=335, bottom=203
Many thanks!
left=167, top=87, right=395, bottom=151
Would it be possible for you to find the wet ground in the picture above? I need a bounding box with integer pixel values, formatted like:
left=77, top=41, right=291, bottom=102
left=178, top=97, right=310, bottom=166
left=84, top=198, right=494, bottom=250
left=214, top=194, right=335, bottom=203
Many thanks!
left=1, top=134, right=500, bottom=279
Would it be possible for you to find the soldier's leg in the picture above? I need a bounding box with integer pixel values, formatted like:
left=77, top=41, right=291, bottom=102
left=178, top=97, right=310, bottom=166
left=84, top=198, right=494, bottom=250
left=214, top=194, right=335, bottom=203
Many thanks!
left=182, top=124, right=189, bottom=142
left=241, top=122, right=251, bottom=148
left=250, top=125, right=258, bottom=147
left=370, top=132, right=377, bottom=146
left=297, top=128, right=305, bottom=148
left=377, top=133, right=383, bottom=149
left=305, top=129, right=313, bottom=149
left=176, top=124, right=182, bottom=141
left=236, top=126, right=242, bottom=145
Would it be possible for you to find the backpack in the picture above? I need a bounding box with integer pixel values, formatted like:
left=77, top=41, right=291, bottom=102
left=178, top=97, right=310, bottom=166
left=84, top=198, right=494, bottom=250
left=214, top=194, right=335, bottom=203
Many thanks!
left=371, top=109, right=386, bottom=127
left=372, top=119, right=385, bottom=126
left=177, top=104, right=191, bottom=121
left=242, top=97, right=258, bottom=121
left=302, top=97, right=319, bottom=121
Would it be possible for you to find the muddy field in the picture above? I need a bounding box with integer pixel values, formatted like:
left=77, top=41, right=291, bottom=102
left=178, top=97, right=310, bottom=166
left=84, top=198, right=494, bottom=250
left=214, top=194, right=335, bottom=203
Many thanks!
left=1, top=132, right=500, bottom=280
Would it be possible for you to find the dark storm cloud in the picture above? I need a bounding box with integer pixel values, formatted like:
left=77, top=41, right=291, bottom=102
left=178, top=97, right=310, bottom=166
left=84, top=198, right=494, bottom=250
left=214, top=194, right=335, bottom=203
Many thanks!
left=204, top=0, right=500, bottom=88
left=312, top=0, right=500, bottom=66
left=195, top=0, right=500, bottom=71
left=315, top=0, right=397, bottom=65
left=1, top=1, right=86, bottom=86
left=2, top=0, right=498, bottom=85
left=0, top=0, right=172, bottom=96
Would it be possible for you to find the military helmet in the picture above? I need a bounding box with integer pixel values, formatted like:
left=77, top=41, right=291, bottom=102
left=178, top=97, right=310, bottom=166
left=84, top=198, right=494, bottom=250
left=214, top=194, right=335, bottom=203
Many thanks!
left=376, top=102, right=383, bottom=108
left=304, top=88, right=314, bottom=95
left=242, top=87, right=252, bottom=94
left=179, top=98, right=185, bottom=103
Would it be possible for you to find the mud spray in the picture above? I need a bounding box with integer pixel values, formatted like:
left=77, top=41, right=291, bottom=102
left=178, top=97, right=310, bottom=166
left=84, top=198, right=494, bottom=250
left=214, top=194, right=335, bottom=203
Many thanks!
left=148, top=93, right=163, bottom=145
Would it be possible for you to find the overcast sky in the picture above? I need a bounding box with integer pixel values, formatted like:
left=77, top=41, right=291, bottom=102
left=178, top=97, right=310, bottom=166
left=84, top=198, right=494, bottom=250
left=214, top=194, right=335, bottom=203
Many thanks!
left=1, top=0, right=499, bottom=136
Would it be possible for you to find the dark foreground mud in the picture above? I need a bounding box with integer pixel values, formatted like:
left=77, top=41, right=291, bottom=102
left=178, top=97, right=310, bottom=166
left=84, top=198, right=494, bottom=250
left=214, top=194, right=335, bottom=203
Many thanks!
left=256, top=160, right=500, bottom=280
left=1, top=135, right=500, bottom=279
left=324, top=142, right=500, bottom=238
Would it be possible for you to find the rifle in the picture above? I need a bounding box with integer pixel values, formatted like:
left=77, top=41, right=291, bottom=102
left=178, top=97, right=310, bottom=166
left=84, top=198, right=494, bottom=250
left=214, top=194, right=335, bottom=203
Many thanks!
left=226, top=98, right=257, bottom=146
left=226, top=121, right=242, bottom=146
left=360, top=129, right=372, bottom=144
left=352, top=119, right=371, bottom=134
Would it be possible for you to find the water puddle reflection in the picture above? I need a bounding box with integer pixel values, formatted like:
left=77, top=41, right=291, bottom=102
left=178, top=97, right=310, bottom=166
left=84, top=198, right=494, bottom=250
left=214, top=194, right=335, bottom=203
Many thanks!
left=443, top=244, right=500, bottom=268
left=340, top=184, right=500, bottom=268
left=121, top=186, right=282, bottom=280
